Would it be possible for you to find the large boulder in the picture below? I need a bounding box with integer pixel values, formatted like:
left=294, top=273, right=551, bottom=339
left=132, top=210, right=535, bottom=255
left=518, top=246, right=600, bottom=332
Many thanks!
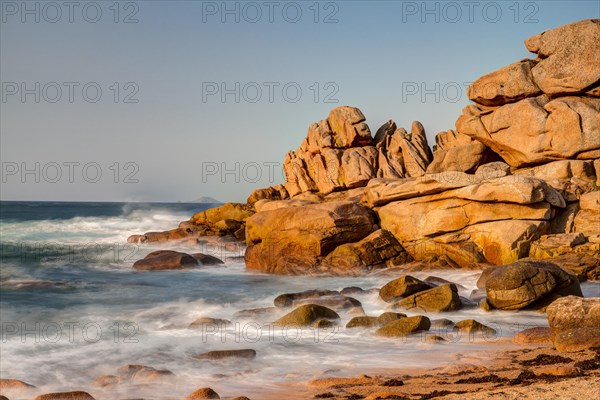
left=467, top=59, right=542, bottom=106
left=245, top=201, right=376, bottom=274
left=457, top=95, right=600, bottom=168
left=247, top=184, right=289, bottom=204
left=426, top=130, right=500, bottom=174
left=525, top=19, right=600, bottom=95
left=319, top=229, right=412, bottom=275
left=457, top=19, right=600, bottom=168
left=546, top=296, right=600, bottom=334
left=128, top=202, right=254, bottom=243
left=364, top=172, right=560, bottom=208
left=327, top=106, right=372, bottom=147
left=376, top=177, right=561, bottom=266
left=484, top=260, right=582, bottom=310
left=283, top=106, right=376, bottom=196
left=190, top=203, right=254, bottom=225
left=133, top=250, right=199, bottom=271
left=513, top=159, right=597, bottom=201
left=552, top=328, right=600, bottom=352
left=390, top=284, right=461, bottom=312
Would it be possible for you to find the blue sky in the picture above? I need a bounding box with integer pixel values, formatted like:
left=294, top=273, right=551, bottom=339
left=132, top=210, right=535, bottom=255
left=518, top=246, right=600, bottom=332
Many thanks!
left=1, top=0, right=598, bottom=202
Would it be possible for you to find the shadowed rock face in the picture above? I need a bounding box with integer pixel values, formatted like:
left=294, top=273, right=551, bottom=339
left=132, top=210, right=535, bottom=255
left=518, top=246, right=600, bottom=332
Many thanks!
left=244, top=201, right=377, bottom=274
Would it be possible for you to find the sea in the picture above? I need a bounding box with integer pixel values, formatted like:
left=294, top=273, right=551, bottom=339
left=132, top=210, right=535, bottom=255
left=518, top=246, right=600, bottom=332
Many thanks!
left=1, top=201, right=598, bottom=399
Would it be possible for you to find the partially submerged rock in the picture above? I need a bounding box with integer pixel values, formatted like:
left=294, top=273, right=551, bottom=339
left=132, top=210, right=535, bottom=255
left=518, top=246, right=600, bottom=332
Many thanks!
left=274, top=304, right=340, bottom=327
left=195, top=349, right=256, bottom=360
left=34, top=392, right=95, bottom=400
left=274, top=289, right=340, bottom=307
left=191, top=253, right=224, bottom=265
left=114, top=364, right=174, bottom=384
left=454, top=319, right=496, bottom=335
left=375, top=315, right=431, bottom=337
left=390, top=284, right=461, bottom=312
left=189, top=317, right=231, bottom=329
left=133, top=250, right=199, bottom=271
left=184, top=387, right=220, bottom=400
left=379, top=275, right=433, bottom=302
left=346, top=312, right=406, bottom=329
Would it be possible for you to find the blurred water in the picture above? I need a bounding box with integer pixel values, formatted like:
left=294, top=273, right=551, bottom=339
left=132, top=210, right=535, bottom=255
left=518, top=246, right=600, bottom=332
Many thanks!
left=0, top=201, right=597, bottom=399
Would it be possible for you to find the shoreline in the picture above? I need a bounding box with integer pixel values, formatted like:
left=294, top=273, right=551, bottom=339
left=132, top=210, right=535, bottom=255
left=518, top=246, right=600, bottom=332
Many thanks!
left=303, top=343, right=600, bottom=400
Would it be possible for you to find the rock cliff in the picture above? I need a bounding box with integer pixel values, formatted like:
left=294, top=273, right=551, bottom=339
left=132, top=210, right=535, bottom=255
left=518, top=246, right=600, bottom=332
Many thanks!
left=128, top=19, right=599, bottom=277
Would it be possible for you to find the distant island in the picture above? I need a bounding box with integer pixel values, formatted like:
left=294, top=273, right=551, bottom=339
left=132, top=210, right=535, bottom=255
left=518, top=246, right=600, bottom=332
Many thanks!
left=189, top=196, right=221, bottom=204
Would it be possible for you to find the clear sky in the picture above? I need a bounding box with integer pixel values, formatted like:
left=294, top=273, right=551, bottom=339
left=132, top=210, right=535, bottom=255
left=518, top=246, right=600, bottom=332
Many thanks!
left=1, top=0, right=598, bottom=202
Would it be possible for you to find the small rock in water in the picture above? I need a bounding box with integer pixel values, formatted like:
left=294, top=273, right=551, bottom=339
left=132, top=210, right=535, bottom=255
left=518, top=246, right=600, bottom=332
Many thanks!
left=430, top=319, right=455, bottom=330
left=191, top=253, right=224, bottom=265
left=479, top=298, right=492, bottom=312
left=274, top=304, right=340, bottom=327
left=233, top=307, right=278, bottom=320
left=425, top=335, right=447, bottom=343
left=92, top=374, right=120, bottom=387
left=313, top=319, right=337, bottom=328
left=340, top=286, right=366, bottom=295
left=184, top=387, right=220, bottom=399
left=346, top=316, right=379, bottom=329
left=292, top=295, right=362, bottom=311
left=274, top=289, right=340, bottom=307
left=513, top=327, right=552, bottom=344
left=424, top=276, right=465, bottom=289
left=189, top=317, right=231, bottom=329
left=133, top=250, right=199, bottom=271
left=377, top=312, right=406, bottom=326
left=375, top=315, right=431, bottom=337
left=379, top=275, right=434, bottom=302
left=114, top=364, right=174, bottom=384
left=390, top=284, right=461, bottom=312
left=454, top=319, right=496, bottom=335
left=195, top=349, right=257, bottom=360
left=33, top=392, right=95, bottom=400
